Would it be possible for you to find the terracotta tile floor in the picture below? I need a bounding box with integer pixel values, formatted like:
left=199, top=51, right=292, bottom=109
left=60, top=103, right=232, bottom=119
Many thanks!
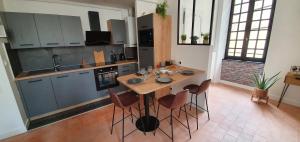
left=2, top=83, right=300, bottom=142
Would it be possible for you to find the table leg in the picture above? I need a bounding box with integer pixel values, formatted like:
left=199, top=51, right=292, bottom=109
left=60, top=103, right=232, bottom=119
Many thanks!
left=136, top=92, right=159, bottom=132
left=277, top=84, right=290, bottom=108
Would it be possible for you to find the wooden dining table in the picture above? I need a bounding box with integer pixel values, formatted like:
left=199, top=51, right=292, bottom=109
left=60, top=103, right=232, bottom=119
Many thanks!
left=117, top=65, right=205, bottom=132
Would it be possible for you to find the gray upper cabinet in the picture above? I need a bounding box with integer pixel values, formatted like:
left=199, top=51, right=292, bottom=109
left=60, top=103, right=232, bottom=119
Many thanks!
left=137, top=14, right=153, bottom=30
left=60, top=16, right=84, bottom=46
left=34, top=14, right=64, bottom=47
left=5, top=13, right=41, bottom=49
left=18, top=77, right=58, bottom=117
left=108, top=20, right=126, bottom=44
left=51, top=71, right=97, bottom=108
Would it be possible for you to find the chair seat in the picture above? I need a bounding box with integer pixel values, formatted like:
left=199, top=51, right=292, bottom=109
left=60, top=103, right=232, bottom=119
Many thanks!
left=118, top=92, right=139, bottom=107
left=183, top=84, right=199, bottom=94
left=158, top=94, right=176, bottom=109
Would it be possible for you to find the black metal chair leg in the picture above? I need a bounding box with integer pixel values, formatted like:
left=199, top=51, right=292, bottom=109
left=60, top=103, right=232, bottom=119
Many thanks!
left=154, top=104, right=160, bottom=136
left=205, top=92, right=210, bottom=120
left=171, top=109, right=174, bottom=142
left=129, top=107, right=133, bottom=123
left=138, top=103, right=146, bottom=135
left=196, top=95, right=198, bottom=130
left=122, top=109, right=125, bottom=142
left=178, top=106, right=182, bottom=118
left=110, top=105, right=116, bottom=134
left=190, top=94, right=193, bottom=110
left=184, top=105, right=191, bottom=139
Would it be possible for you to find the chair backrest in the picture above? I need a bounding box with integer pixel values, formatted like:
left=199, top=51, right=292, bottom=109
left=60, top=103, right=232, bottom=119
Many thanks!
left=108, top=89, right=124, bottom=108
left=197, top=79, right=212, bottom=95
left=170, top=90, right=189, bottom=109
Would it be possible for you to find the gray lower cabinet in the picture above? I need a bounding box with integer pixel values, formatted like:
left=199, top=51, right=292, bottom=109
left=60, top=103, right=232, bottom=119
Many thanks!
left=60, top=16, right=84, bottom=46
left=51, top=71, right=97, bottom=108
left=34, top=14, right=64, bottom=47
left=139, top=47, right=154, bottom=68
left=118, top=63, right=137, bottom=76
left=5, top=13, right=41, bottom=49
left=18, top=77, right=58, bottom=117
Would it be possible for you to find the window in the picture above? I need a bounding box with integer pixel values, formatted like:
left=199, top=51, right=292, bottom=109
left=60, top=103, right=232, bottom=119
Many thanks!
left=225, top=0, right=276, bottom=62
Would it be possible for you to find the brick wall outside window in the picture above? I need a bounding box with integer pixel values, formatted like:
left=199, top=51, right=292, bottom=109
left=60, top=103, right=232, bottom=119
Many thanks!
left=221, top=60, right=265, bottom=87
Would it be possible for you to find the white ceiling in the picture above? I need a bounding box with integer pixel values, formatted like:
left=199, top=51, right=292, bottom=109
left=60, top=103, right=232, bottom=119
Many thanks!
left=63, top=0, right=135, bottom=8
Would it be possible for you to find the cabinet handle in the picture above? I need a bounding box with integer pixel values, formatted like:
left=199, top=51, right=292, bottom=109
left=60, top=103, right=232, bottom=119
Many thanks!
left=70, top=42, right=80, bottom=45
left=28, top=79, right=42, bottom=83
left=20, top=44, right=34, bottom=46
left=57, top=75, right=69, bottom=78
left=122, top=69, right=130, bottom=72
left=79, top=72, right=89, bottom=75
left=47, top=43, right=59, bottom=45
left=118, top=41, right=124, bottom=43
left=142, top=26, right=148, bottom=28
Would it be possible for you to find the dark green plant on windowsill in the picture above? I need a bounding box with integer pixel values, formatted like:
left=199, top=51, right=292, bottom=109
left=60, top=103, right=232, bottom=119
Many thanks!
left=190, top=36, right=199, bottom=44
left=181, top=34, right=187, bottom=43
left=156, top=1, right=168, bottom=18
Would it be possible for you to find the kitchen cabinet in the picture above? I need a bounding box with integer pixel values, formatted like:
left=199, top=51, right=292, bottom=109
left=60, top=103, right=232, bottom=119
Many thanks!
left=139, top=47, right=154, bottom=69
left=118, top=63, right=137, bottom=76
left=137, top=14, right=153, bottom=30
left=107, top=19, right=126, bottom=44
left=18, top=77, right=58, bottom=117
left=34, top=14, right=64, bottom=47
left=125, top=17, right=137, bottom=47
left=60, top=16, right=84, bottom=46
left=5, top=13, right=41, bottom=49
left=51, top=70, right=97, bottom=108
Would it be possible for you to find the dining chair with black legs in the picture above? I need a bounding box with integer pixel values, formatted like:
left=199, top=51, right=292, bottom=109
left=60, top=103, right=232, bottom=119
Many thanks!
left=108, top=89, right=146, bottom=142
left=178, top=79, right=211, bottom=130
left=154, top=90, right=191, bottom=142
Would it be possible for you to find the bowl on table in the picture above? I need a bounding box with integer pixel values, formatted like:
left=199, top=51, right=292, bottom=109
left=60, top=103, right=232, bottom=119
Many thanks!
left=127, top=78, right=143, bottom=84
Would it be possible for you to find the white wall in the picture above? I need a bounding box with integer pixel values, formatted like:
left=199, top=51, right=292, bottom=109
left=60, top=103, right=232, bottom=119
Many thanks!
left=264, top=0, right=300, bottom=106
left=2, top=0, right=129, bottom=37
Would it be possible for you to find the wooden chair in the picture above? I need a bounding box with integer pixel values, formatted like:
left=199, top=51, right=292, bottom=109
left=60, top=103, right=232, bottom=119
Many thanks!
left=108, top=89, right=145, bottom=142
left=154, top=90, right=191, bottom=142
left=179, top=79, right=211, bottom=130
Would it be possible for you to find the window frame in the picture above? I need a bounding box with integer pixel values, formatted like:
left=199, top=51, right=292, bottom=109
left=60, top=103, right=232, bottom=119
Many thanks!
left=224, top=0, right=277, bottom=63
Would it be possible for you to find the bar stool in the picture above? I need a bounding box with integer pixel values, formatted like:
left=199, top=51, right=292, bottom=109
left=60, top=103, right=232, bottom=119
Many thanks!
left=179, top=79, right=211, bottom=130
left=108, top=89, right=145, bottom=142
left=154, top=90, right=191, bottom=142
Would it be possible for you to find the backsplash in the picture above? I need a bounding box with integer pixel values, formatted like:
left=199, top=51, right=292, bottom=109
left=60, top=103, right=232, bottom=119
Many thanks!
left=16, top=45, right=124, bottom=72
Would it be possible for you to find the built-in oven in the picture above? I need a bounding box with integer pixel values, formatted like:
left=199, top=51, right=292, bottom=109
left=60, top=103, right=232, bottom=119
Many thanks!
left=94, top=66, right=119, bottom=91
left=138, top=29, right=154, bottom=47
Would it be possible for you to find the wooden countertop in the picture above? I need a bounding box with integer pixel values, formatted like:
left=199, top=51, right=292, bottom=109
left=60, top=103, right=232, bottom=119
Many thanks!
left=15, top=60, right=137, bottom=81
left=117, top=65, right=205, bottom=95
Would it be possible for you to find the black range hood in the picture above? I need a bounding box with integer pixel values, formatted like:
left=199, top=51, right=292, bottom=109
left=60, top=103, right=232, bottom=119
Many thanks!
left=85, top=11, right=111, bottom=46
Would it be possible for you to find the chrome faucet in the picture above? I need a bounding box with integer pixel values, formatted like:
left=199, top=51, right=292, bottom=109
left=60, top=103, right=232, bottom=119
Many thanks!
left=52, top=54, right=61, bottom=71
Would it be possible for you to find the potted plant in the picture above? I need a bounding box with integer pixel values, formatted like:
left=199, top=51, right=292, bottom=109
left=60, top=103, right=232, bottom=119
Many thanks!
left=251, top=72, right=280, bottom=99
left=201, top=33, right=210, bottom=44
left=156, top=1, right=168, bottom=18
left=191, top=36, right=199, bottom=44
left=181, top=34, right=187, bottom=43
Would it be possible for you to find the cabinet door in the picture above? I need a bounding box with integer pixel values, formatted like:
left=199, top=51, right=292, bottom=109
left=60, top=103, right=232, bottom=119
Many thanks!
left=60, top=16, right=84, bottom=46
left=34, top=14, right=64, bottom=47
left=139, top=47, right=154, bottom=68
left=5, top=13, right=41, bottom=49
left=19, top=77, right=57, bottom=117
left=118, top=63, right=137, bottom=76
left=109, top=20, right=126, bottom=44
left=137, top=14, right=153, bottom=30
left=52, top=71, right=97, bottom=108
left=73, top=70, right=98, bottom=101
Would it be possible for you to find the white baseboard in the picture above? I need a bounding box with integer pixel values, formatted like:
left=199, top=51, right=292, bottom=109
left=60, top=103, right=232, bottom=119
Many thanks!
left=219, top=80, right=300, bottom=107
left=219, top=80, right=253, bottom=90
left=268, top=94, right=300, bottom=107
left=0, top=126, right=27, bottom=140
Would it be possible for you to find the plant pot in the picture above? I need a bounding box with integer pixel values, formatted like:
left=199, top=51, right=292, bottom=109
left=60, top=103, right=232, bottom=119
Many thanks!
left=181, top=40, right=186, bottom=43
left=253, top=88, right=268, bottom=97
left=203, top=39, right=209, bottom=44
left=191, top=40, right=197, bottom=44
